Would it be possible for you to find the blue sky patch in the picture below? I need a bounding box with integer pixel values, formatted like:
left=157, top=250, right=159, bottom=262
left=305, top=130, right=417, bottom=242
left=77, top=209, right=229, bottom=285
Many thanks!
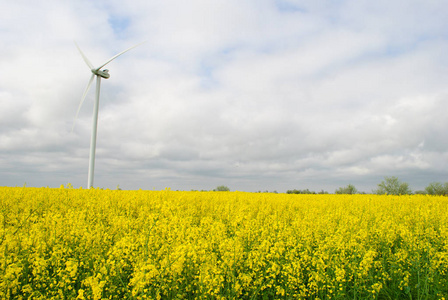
left=109, top=15, right=130, bottom=38
left=274, top=0, right=306, bottom=13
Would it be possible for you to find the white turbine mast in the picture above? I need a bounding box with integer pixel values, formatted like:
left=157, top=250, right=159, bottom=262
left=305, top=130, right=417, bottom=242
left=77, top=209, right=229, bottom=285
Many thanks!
left=73, top=41, right=144, bottom=189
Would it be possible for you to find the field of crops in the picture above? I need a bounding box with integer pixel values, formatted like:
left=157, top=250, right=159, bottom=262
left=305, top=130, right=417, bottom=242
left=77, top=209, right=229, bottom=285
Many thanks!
left=1, top=187, right=447, bottom=299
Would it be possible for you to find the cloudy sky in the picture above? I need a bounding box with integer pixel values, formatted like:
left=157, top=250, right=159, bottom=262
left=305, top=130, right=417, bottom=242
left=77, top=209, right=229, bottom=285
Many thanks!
left=1, top=0, right=448, bottom=192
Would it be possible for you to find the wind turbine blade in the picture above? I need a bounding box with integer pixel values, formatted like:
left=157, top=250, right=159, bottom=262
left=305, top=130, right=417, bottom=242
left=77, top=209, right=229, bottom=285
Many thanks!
left=75, top=41, right=94, bottom=69
left=95, top=41, right=146, bottom=71
left=72, top=74, right=95, bottom=132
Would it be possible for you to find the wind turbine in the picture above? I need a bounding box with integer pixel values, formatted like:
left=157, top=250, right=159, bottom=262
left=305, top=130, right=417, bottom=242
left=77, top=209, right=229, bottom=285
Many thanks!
left=74, top=42, right=143, bottom=188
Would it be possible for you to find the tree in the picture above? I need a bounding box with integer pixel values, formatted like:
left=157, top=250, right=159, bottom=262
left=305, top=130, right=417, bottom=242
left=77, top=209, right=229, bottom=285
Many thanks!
left=425, top=182, right=448, bottom=196
left=214, top=185, right=230, bottom=192
left=374, top=176, right=411, bottom=195
left=335, top=184, right=358, bottom=194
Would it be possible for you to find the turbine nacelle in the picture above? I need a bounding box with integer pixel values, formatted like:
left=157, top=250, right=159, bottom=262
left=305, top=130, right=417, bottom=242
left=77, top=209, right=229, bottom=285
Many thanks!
left=92, top=69, right=110, bottom=79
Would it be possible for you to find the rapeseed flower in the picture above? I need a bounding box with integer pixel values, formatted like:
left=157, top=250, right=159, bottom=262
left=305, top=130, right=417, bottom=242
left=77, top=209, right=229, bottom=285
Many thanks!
left=0, top=187, right=447, bottom=298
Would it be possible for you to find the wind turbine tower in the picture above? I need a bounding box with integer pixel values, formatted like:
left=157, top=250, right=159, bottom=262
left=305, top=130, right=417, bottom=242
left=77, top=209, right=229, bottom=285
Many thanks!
left=74, top=42, right=143, bottom=188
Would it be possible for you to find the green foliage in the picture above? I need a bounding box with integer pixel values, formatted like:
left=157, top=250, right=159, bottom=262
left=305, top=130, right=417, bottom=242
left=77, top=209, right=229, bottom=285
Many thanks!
left=374, top=176, right=412, bottom=195
left=425, top=182, right=448, bottom=196
left=214, top=185, right=230, bottom=192
left=286, top=189, right=315, bottom=194
left=414, top=190, right=426, bottom=195
left=286, top=189, right=328, bottom=194
left=335, top=184, right=358, bottom=194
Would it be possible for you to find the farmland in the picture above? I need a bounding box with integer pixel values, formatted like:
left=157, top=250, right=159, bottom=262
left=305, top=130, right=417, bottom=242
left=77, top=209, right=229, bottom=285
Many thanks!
left=1, top=187, right=447, bottom=299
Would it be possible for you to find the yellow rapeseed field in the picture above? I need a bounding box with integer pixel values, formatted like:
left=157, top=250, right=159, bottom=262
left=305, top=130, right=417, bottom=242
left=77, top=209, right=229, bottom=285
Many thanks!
left=1, top=187, right=447, bottom=299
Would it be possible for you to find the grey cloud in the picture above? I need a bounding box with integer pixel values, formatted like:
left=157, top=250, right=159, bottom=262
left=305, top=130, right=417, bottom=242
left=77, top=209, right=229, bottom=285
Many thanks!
left=1, top=0, right=448, bottom=191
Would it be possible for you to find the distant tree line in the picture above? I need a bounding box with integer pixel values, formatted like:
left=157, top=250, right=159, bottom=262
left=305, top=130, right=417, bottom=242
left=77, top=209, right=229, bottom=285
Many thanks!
left=286, top=189, right=329, bottom=194
left=288, top=176, right=448, bottom=196
left=211, top=178, right=448, bottom=195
